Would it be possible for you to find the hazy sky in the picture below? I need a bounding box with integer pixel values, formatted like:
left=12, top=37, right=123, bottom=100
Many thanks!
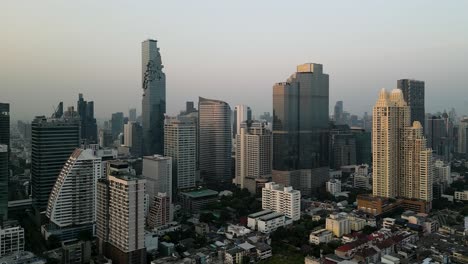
left=2, top=0, right=468, bottom=121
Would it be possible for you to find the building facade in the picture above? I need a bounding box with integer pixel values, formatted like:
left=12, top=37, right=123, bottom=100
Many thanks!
left=326, top=213, right=350, bottom=237
left=262, top=182, right=300, bottom=221
left=233, top=105, right=252, bottom=139
left=397, top=79, right=425, bottom=126
left=198, top=97, right=232, bottom=190
left=77, top=94, right=97, bottom=143
left=0, top=225, right=24, bottom=257
left=143, top=155, right=172, bottom=204
left=0, top=145, right=7, bottom=221
left=146, top=192, right=171, bottom=229
left=31, top=115, right=80, bottom=211
left=123, top=121, right=143, bottom=157
left=142, top=39, right=166, bottom=155
left=272, top=63, right=329, bottom=196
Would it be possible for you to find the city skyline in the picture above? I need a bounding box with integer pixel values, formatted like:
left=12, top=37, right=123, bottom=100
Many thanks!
left=2, top=1, right=468, bottom=121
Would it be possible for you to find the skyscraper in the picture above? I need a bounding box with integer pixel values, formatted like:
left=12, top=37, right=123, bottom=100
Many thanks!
left=164, top=117, right=196, bottom=192
left=142, top=39, right=166, bottom=155
left=329, top=124, right=356, bottom=170
left=372, top=89, right=432, bottom=202
left=233, top=105, right=252, bottom=139
left=0, top=103, right=9, bottom=150
left=334, top=101, right=344, bottom=124
left=77, top=94, right=97, bottom=143
left=272, top=63, right=329, bottom=196
left=199, top=97, right=232, bottom=190
left=96, top=161, right=146, bottom=264
left=457, top=118, right=468, bottom=155
left=143, top=155, right=172, bottom=203
left=45, top=148, right=102, bottom=240
left=426, top=115, right=451, bottom=160
left=123, top=122, right=143, bottom=157
left=111, top=112, right=124, bottom=139
left=129, top=108, right=137, bottom=122
left=31, top=114, right=80, bottom=211
left=235, top=121, right=272, bottom=194
left=0, top=145, right=7, bottom=221
left=397, top=79, right=425, bottom=126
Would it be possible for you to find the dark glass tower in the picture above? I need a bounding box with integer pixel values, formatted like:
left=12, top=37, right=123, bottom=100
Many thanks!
left=111, top=112, right=124, bottom=140
left=397, top=79, right=425, bottom=126
left=142, top=39, right=166, bottom=155
left=0, top=103, right=9, bottom=149
left=199, top=97, right=231, bottom=190
left=0, top=103, right=9, bottom=220
left=272, top=63, right=329, bottom=196
left=77, top=94, right=97, bottom=143
left=31, top=114, right=80, bottom=211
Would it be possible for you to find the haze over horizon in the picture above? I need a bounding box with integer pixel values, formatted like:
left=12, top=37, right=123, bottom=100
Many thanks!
left=2, top=0, right=468, bottom=121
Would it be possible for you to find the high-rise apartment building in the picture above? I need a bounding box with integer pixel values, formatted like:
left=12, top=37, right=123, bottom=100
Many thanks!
left=31, top=114, right=80, bottom=211
left=372, top=89, right=432, bottom=202
left=397, top=79, right=425, bottom=126
left=199, top=97, right=232, bottom=190
left=111, top=112, right=124, bottom=139
left=143, top=155, right=172, bottom=203
left=272, top=63, right=329, bottom=196
left=45, top=148, right=102, bottom=240
left=142, top=39, right=166, bottom=155
left=235, top=121, right=272, bottom=193
left=129, top=108, right=137, bottom=122
left=0, top=145, right=7, bottom=220
left=233, top=105, right=252, bottom=139
left=262, top=182, right=300, bottom=221
left=164, top=117, right=196, bottom=192
left=124, top=122, right=143, bottom=157
left=146, top=192, right=170, bottom=229
left=96, top=161, right=146, bottom=264
left=77, top=94, right=97, bottom=143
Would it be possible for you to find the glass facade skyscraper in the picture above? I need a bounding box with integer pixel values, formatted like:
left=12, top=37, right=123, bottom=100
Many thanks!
left=142, top=39, right=166, bottom=155
left=397, top=79, right=425, bottom=126
left=272, top=63, right=329, bottom=196
left=77, top=94, right=97, bottom=143
left=199, top=97, right=232, bottom=190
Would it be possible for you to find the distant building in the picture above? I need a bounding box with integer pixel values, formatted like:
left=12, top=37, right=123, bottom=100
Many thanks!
left=326, top=179, right=342, bottom=195
left=454, top=190, right=468, bottom=201
left=326, top=213, right=350, bottom=237
left=397, top=79, right=425, bottom=126
left=309, top=229, right=333, bottom=245
left=77, top=94, right=97, bottom=143
left=179, top=189, right=218, bottom=213
left=235, top=120, right=272, bottom=193
left=457, top=118, right=468, bottom=155
left=330, top=124, right=356, bottom=170
left=354, top=164, right=372, bottom=190
left=143, top=155, right=172, bottom=203
left=129, top=108, right=137, bottom=122
left=334, top=101, right=344, bottom=124
left=426, top=115, right=452, bottom=160
left=96, top=161, right=146, bottom=264
left=99, top=129, right=113, bottom=148
left=272, top=63, right=329, bottom=196
left=199, top=97, right=232, bottom=190
left=0, top=145, right=7, bottom=220
left=32, top=114, right=80, bottom=211
left=123, top=122, right=143, bottom=157
left=0, top=224, right=24, bottom=257
left=351, top=127, right=372, bottom=165
left=262, top=182, right=300, bottom=221
left=147, top=192, right=171, bottom=229
left=111, top=112, right=124, bottom=140
left=233, top=105, right=252, bottom=139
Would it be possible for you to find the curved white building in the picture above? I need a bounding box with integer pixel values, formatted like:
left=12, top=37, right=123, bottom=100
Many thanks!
left=46, top=148, right=102, bottom=228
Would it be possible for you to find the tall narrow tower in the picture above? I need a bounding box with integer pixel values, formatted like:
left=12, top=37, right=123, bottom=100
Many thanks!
left=142, top=39, right=166, bottom=155
left=397, top=79, right=425, bottom=126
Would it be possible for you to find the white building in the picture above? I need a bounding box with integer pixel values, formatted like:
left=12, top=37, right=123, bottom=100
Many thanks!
left=383, top=218, right=396, bottom=229
left=235, top=121, right=272, bottom=193
left=309, top=229, right=332, bottom=245
left=326, top=179, right=342, bottom=195
left=326, top=213, right=350, bottom=237
left=454, top=190, right=468, bottom=201
left=0, top=225, right=24, bottom=257
left=434, top=160, right=451, bottom=184
left=247, top=210, right=287, bottom=233
left=164, top=117, right=196, bottom=190
left=262, top=182, right=300, bottom=221
left=143, top=155, right=172, bottom=203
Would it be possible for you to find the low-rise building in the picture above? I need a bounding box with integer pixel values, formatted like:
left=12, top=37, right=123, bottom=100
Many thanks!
left=454, top=190, right=468, bottom=201
left=0, top=224, right=24, bottom=257
left=247, top=210, right=288, bottom=233
left=326, top=213, right=351, bottom=237
left=348, top=216, right=366, bottom=231
left=309, top=229, right=333, bottom=245
left=180, top=189, right=218, bottom=212
left=383, top=218, right=396, bottom=229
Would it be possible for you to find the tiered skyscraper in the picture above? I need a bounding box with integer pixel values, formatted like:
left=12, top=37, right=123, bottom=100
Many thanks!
left=372, top=89, right=432, bottom=202
left=199, top=97, right=232, bottom=190
left=77, top=94, right=97, bottom=143
left=272, top=63, right=329, bottom=196
left=397, top=79, right=425, bottom=126
left=142, top=39, right=166, bottom=155
left=31, top=110, right=80, bottom=211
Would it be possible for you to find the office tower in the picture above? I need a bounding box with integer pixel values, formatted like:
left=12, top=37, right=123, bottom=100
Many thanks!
left=403, top=122, right=433, bottom=202
left=111, top=112, right=124, bottom=139
left=181, top=101, right=197, bottom=115
left=179, top=107, right=199, bottom=172
left=52, top=102, right=64, bottom=118
left=164, top=117, right=196, bottom=192
left=31, top=114, right=80, bottom=211
left=96, top=161, right=146, bottom=264
left=426, top=115, right=451, bottom=160
left=329, top=124, right=356, bottom=170
left=235, top=121, right=272, bottom=194
left=99, top=129, right=113, bottom=148
left=272, top=63, right=329, bottom=196
left=0, top=145, right=7, bottom=220
left=351, top=127, right=372, bottom=165
left=397, top=79, right=425, bottom=126
left=262, top=182, right=300, bottom=221
left=129, top=108, right=137, bottom=122
left=143, top=155, right=172, bottom=203
left=77, top=94, right=97, bottom=143
left=334, top=101, right=344, bottom=124
left=0, top=103, right=9, bottom=150
left=457, top=118, right=468, bottom=155
left=123, top=122, right=143, bottom=157
left=142, top=39, right=166, bottom=155
left=45, top=148, right=101, bottom=240
left=372, top=89, right=432, bottom=202
left=146, top=192, right=170, bottom=229
left=199, top=97, right=232, bottom=190
left=233, top=105, right=252, bottom=139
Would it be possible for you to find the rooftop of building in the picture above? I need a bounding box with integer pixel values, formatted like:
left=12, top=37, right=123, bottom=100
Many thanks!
left=259, top=212, right=284, bottom=221
left=248, top=209, right=273, bottom=219
left=143, top=154, right=171, bottom=161
left=181, top=189, right=219, bottom=198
